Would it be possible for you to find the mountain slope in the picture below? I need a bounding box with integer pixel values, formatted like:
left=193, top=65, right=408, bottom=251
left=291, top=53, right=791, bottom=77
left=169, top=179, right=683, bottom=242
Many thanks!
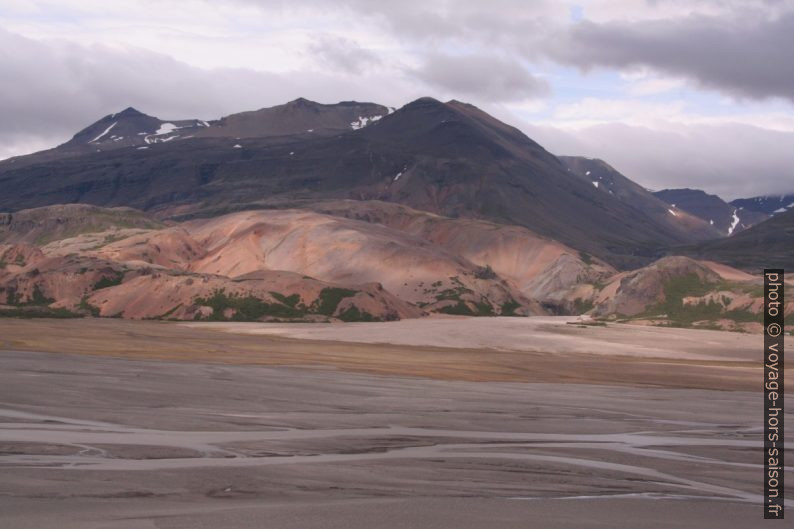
left=654, top=188, right=768, bottom=235
left=0, top=204, right=163, bottom=245
left=560, top=157, right=721, bottom=241
left=681, top=208, right=794, bottom=270
left=307, top=199, right=615, bottom=310
left=0, top=99, right=388, bottom=170
left=0, top=107, right=208, bottom=169
left=0, top=204, right=544, bottom=319
left=0, top=97, right=724, bottom=268
left=193, top=98, right=390, bottom=139
left=730, top=194, right=794, bottom=216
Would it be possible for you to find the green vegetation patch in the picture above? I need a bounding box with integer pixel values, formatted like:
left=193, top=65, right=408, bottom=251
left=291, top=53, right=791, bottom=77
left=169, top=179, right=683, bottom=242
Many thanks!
left=78, top=296, right=101, bottom=317
left=636, top=273, right=760, bottom=329
left=500, top=299, right=521, bottom=316
left=0, top=307, right=81, bottom=319
left=337, top=305, right=380, bottom=322
left=270, top=291, right=301, bottom=308
left=437, top=299, right=497, bottom=317
left=93, top=271, right=125, bottom=290
left=195, top=289, right=304, bottom=321
left=474, top=265, right=497, bottom=280
left=29, top=284, right=54, bottom=306
left=474, top=301, right=495, bottom=316
left=438, top=301, right=475, bottom=316
left=194, top=288, right=375, bottom=322
left=313, top=287, right=358, bottom=316
left=573, top=298, right=594, bottom=314
left=2, top=284, right=53, bottom=307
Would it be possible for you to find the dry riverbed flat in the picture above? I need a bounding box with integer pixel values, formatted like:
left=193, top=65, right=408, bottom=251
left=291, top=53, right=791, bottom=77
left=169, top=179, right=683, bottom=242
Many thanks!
left=0, top=316, right=791, bottom=528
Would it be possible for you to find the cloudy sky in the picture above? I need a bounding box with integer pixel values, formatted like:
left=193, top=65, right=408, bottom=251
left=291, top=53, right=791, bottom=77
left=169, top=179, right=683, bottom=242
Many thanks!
left=2, top=0, right=793, bottom=198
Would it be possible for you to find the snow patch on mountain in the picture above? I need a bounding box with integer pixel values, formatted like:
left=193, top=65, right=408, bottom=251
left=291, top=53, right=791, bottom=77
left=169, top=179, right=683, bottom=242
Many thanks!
left=350, top=115, right=383, bottom=130
left=155, top=123, right=179, bottom=135
left=727, top=210, right=740, bottom=235
left=89, top=122, right=117, bottom=143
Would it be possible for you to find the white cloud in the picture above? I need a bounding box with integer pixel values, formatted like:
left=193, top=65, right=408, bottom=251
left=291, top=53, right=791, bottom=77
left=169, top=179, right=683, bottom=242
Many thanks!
left=521, top=120, right=794, bottom=199
left=545, top=98, right=688, bottom=128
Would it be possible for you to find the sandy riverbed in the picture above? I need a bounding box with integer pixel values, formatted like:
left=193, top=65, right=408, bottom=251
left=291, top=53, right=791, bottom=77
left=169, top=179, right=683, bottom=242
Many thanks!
left=0, top=317, right=790, bottom=528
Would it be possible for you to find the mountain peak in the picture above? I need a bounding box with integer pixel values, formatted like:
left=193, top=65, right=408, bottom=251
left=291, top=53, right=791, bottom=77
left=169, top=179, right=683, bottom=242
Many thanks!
left=285, top=97, right=318, bottom=107
left=115, top=107, right=147, bottom=118
left=404, top=96, right=445, bottom=108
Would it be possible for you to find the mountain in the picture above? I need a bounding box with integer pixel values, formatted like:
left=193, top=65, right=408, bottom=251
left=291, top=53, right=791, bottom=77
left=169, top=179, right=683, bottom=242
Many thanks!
left=591, top=256, right=721, bottom=318
left=0, top=107, right=209, bottom=170
left=587, top=256, right=783, bottom=332
left=0, top=203, right=162, bottom=245
left=63, top=106, right=207, bottom=150
left=0, top=97, right=724, bottom=269
left=653, top=188, right=768, bottom=235
left=306, top=199, right=615, bottom=311
left=730, top=194, right=794, bottom=216
left=681, top=207, right=794, bottom=271
left=0, top=99, right=388, bottom=170
left=193, top=98, right=391, bottom=139
left=0, top=204, right=549, bottom=319
left=2, top=203, right=786, bottom=329
left=560, top=157, right=721, bottom=240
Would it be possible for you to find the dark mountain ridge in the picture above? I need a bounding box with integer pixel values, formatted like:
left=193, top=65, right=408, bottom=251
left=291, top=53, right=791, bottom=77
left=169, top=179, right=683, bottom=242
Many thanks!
left=0, top=97, right=730, bottom=269
left=731, top=194, right=794, bottom=216
left=680, top=207, right=794, bottom=270
left=654, top=188, right=768, bottom=235
left=194, top=97, right=390, bottom=138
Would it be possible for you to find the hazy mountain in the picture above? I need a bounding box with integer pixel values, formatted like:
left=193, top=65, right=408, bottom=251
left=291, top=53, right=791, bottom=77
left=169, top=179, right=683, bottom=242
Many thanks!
left=654, top=188, right=768, bottom=235
left=560, top=158, right=721, bottom=241
left=0, top=107, right=208, bottom=169
left=0, top=99, right=388, bottom=170
left=681, top=207, right=794, bottom=271
left=730, top=194, right=794, bottom=216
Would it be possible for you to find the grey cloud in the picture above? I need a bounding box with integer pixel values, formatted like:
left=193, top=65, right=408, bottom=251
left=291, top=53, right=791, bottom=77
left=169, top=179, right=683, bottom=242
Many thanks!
left=545, top=10, right=794, bottom=102
left=308, top=35, right=381, bottom=74
left=227, top=0, right=556, bottom=42
left=412, top=54, right=549, bottom=102
left=523, top=121, right=794, bottom=199
left=0, top=28, right=413, bottom=157
left=232, top=0, right=794, bottom=103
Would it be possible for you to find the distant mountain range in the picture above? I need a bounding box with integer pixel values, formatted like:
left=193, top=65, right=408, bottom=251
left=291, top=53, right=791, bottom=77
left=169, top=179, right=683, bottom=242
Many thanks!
left=682, top=207, right=794, bottom=270
left=1, top=99, right=390, bottom=170
left=0, top=97, right=791, bottom=328
left=730, top=194, right=794, bottom=216
left=0, top=97, right=726, bottom=269
left=653, top=188, right=769, bottom=235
